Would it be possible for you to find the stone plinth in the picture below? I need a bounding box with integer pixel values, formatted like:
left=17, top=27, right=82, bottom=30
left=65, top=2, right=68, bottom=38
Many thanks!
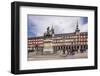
left=43, top=38, right=54, bottom=54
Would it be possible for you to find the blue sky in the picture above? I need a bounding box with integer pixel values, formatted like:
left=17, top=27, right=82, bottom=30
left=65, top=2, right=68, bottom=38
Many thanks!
left=28, top=15, right=88, bottom=38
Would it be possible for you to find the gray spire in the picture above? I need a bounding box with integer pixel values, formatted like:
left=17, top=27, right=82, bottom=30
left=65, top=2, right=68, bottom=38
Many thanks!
left=51, top=25, right=54, bottom=34
left=75, top=20, right=80, bottom=32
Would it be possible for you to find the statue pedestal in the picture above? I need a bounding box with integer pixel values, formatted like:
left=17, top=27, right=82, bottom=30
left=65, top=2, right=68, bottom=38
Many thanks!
left=43, top=38, right=54, bottom=55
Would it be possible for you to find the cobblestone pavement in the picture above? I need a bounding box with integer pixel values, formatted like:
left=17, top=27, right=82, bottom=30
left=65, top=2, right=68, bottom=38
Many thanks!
left=28, top=51, right=88, bottom=61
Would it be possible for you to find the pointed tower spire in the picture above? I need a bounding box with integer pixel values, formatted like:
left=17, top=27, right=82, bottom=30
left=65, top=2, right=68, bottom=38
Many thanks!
left=51, top=25, right=53, bottom=29
left=76, top=20, right=79, bottom=29
left=51, top=25, right=54, bottom=37
left=51, top=25, right=54, bottom=34
left=75, top=20, right=80, bottom=32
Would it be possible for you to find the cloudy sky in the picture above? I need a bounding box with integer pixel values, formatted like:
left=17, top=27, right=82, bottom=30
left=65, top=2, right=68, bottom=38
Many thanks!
left=28, top=15, right=88, bottom=38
